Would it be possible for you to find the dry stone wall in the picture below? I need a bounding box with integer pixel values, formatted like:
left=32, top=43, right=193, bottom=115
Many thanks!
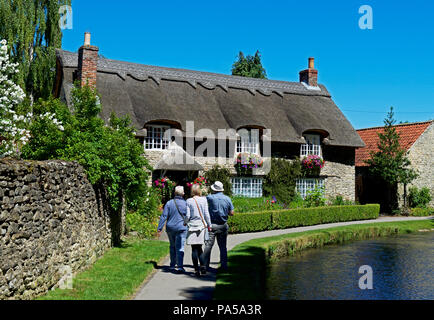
left=0, top=160, right=111, bottom=300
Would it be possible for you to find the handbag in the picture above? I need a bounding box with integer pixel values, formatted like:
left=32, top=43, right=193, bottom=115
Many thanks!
left=193, top=197, right=210, bottom=242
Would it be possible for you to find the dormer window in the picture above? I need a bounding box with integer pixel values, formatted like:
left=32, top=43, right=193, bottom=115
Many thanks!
left=145, top=125, right=170, bottom=150
left=237, top=128, right=260, bottom=154
left=301, top=133, right=321, bottom=157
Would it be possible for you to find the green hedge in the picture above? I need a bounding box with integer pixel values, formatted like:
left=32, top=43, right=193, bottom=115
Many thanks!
left=228, top=204, right=380, bottom=233
left=410, top=207, right=434, bottom=217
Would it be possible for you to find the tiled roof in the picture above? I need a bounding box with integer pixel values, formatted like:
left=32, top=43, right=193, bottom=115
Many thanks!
left=355, top=121, right=433, bottom=166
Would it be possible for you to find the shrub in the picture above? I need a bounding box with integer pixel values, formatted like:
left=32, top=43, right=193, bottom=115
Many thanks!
left=408, top=187, right=432, bottom=208
left=409, top=207, right=434, bottom=217
left=227, top=204, right=380, bottom=233
left=204, top=165, right=232, bottom=196
left=231, top=196, right=283, bottom=213
left=303, top=185, right=326, bottom=208
left=263, top=158, right=301, bottom=204
left=329, top=195, right=355, bottom=206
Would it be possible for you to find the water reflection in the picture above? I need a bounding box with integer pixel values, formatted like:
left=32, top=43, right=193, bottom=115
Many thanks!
left=266, top=232, right=434, bottom=300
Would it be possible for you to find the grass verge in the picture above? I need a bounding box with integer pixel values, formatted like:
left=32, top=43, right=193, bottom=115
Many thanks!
left=37, top=237, right=169, bottom=300
left=214, top=219, right=434, bottom=300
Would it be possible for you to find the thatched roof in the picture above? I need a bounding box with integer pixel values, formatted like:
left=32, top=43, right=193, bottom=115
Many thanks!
left=55, top=49, right=364, bottom=147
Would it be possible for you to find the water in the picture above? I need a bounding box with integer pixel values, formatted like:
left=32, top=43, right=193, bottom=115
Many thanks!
left=266, top=232, right=434, bottom=300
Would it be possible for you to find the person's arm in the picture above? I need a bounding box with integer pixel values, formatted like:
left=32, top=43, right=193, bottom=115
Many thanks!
left=228, top=198, right=235, bottom=216
left=157, top=202, right=169, bottom=234
left=186, top=200, right=191, bottom=221
left=203, top=198, right=212, bottom=229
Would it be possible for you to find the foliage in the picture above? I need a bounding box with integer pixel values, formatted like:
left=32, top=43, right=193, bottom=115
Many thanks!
left=234, top=152, right=263, bottom=175
left=365, top=107, right=418, bottom=209
left=0, top=39, right=28, bottom=157
left=22, top=84, right=153, bottom=215
left=126, top=211, right=160, bottom=239
left=204, top=164, right=233, bottom=196
left=215, top=220, right=433, bottom=300
left=263, top=158, right=302, bottom=204
left=301, top=155, right=325, bottom=169
left=231, top=51, right=267, bottom=79
left=231, top=196, right=284, bottom=213
left=303, top=185, right=326, bottom=208
left=227, top=204, right=380, bottom=234
left=37, top=237, right=169, bottom=300
left=408, top=187, right=432, bottom=208
left=329, top=195, right=355, bottom=206
left=409, top=207, right=434, bottom=217
left=0, top=0, right=71, bottom=100
left=153, top=176, right=176, bottom=204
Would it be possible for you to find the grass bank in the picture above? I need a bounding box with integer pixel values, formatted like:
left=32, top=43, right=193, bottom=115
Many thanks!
left=214, top=219, right=434, bottom=300
left=37, top=237, right=169, bottom=300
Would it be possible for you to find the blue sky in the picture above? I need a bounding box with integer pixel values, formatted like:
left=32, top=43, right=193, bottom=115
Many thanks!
left=61, top=0, right=434, bottom=129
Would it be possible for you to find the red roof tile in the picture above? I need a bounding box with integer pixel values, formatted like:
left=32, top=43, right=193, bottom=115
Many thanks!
left=355, top=121, right=432, bottom=167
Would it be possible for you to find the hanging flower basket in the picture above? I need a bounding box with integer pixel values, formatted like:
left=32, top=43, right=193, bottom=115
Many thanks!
left=234, top=153, right=263, bottom=175
left=301, top=155, right=325, bottom=176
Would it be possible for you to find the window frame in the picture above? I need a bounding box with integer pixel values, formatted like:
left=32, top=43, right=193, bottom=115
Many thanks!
left=300, top=133, right=322, bottom=157
left=236, top=128, right=260, bottom=155
left=231, top=177, right=263, bottom=198
left=144, top=124, right=170, bottom=150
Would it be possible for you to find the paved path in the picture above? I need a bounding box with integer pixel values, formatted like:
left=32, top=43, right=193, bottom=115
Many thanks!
left=134, top=216, right=433, bottom=300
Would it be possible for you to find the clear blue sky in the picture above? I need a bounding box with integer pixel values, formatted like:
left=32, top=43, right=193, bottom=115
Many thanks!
left=62, top=0, right=434, bottom=129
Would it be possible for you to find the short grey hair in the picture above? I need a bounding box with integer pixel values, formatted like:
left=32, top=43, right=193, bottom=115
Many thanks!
left=174, top=186, right=184, bottom=196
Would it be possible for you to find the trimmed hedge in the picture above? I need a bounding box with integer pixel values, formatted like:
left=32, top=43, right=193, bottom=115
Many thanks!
left=410, top=207, right=434, bottom=217
left=228, top=204, right=380, bottom=233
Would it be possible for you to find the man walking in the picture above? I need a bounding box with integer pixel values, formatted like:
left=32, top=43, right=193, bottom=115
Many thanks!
left=203, top=181, right=234, bottom=271
left=157, top=186, right=188, bottom=273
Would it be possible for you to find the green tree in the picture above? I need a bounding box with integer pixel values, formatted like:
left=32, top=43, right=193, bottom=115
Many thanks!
left=365, top=107, right=418, bottom=211
left=0, top=0, right=70, bottom=101
left=231, top=51, right=267, bottom=79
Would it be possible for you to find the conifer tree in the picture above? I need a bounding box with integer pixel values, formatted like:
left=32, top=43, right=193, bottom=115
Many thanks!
left=231, top=50, right=267, bottom=79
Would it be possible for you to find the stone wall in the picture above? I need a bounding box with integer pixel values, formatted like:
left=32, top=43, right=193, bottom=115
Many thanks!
left=398, top=122, right=434, bottom=207
left=0, top=160, right=111, bottom=300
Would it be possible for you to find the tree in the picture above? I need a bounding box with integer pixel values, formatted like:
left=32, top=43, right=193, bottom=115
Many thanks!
left=0, top=0, right=71, bottom=101
left=231, top=50, right=267, bottom=79
left=0, top=39, right=28, bottom=157
left=365, top=107, right=418, bottom=211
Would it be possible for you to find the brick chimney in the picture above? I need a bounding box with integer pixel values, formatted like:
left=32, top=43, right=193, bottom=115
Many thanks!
left=299, top=57, right=318, bottom=87
left=78, top=32, right=99, bottom=88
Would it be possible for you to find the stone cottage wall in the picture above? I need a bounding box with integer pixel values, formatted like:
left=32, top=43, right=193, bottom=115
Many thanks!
left=398, top=123, right=434, bottom=207
left=0, top=160, right=111, bottom=300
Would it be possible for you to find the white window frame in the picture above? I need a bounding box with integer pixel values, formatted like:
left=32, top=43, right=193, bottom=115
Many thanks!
left=231, top=177, right=263, bottom=198
left=296, top=178, right=325, bottom=199
left=144, top=125, right=170, bottom=150
left=237, top=128, right=260, bottom=154
left=300, top=133, right=322, bottom=157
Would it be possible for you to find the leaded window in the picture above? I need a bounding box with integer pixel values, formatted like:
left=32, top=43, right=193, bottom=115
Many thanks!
left=300, top=134, right=321, bottom=157
left=296, top=178, right=325, bottom=199
left=144, top=125, right=170, bottom=150
left=237, top=129, right=260, bottom=154
left=231, top=177, right=263, bottom=198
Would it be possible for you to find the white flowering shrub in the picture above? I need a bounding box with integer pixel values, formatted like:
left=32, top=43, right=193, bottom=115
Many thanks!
left=0, top=39, right=64, bottom=158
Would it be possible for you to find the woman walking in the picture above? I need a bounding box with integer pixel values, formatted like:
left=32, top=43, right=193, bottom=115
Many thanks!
left=185, top=184, right=212, bottom=276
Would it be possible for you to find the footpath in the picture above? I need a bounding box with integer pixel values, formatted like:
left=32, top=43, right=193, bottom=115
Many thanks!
left=134, top=216, right=433, bottom=300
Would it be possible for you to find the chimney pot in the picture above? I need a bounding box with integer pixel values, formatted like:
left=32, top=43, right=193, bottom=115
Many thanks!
left=84, top=32, right=91, bottom=46
left=308, top=57, right=315, bottom=69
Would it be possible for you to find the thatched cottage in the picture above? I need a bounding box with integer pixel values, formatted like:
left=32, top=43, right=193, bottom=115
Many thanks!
left=54, top=33, right=364, bottom=200
left=356, top=120, right=434, bottom=208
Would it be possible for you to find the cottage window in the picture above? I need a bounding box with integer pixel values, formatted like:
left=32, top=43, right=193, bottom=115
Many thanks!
left=231, top=177, right=263, bottom=198
left=237, top=129, right=260, bottom=154
left=144, top=125, right=170, bottom=150
left=300, top=134, right=321, bottom=157
left=296, top=178, right=325, bottom=199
